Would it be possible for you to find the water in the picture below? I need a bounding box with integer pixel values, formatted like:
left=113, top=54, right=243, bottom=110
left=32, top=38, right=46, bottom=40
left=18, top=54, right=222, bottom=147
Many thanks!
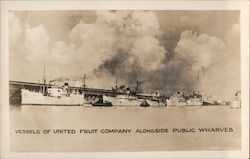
left=10, top=105, right=241, bottom=152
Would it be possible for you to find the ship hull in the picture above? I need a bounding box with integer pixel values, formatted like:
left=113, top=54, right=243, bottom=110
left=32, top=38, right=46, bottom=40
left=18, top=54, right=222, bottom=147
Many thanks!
left=103, top=95, right=142, bottom=106
left=145, top=100, right=165, bottom=106
left=109, top=99, right=141, bottom=106
left=21, top=89, right=85, bottom=106
left=230, top=101, right=241, bottom=108
left=166, top=100, right=186, bottom=106
left=186, top=99, right=203, bottom=106
left=92, top=103, right=113, bottom=107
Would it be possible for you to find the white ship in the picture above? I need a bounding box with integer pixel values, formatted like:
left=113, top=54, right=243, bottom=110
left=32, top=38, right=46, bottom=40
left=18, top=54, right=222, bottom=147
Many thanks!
left=186, top=92, right=203, bottom=106
left=230, top=90, right=241, bottom=108
left=166, top=92, right=186, bottom=106
left=103, top=94, right=142, bottom=106
left=21, top=84, right=85, bottom=106
left=145, top=99, right=165, bottom=106
left=186, top=97, right=203, bottom=106
left=166, top=97, right=186, bottom=106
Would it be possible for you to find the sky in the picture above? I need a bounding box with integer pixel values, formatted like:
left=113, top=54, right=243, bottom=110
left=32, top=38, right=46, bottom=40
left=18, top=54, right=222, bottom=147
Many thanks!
left=9, top=10, right=240, bottom=100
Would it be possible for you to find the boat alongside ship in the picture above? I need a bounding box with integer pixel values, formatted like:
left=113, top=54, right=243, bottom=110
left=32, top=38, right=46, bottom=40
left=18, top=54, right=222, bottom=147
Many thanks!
left=138, top=92, right=166, bottom=107
left=92, top=98, right=113, bottom=107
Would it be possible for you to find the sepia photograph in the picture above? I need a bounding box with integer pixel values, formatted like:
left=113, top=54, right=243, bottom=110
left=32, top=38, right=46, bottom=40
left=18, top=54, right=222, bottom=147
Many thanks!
left=1, top=0, right=249, bottom=158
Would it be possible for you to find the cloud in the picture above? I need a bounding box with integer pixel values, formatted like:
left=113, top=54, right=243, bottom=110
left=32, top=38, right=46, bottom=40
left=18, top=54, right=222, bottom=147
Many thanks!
left=175, top=30, right=225, bottom=71
left=51, top=41, right=76, bottom=64
left=25, top=25, right=50, bottom=61
left=130, top=11, right=161, bottom=37
left=174, top=27, right=240, bottom=100
left=131, top=36, right=165, bottom=71
left=9, top=12, right=23, bottom=47
left=69, top=20, right=116, bottom=72
left=9, top=11, right=240, bottom=100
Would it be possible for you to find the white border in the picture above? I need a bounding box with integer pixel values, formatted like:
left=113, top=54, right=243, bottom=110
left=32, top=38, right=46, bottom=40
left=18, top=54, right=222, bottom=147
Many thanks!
left=1, top=1, right=249, bottom=159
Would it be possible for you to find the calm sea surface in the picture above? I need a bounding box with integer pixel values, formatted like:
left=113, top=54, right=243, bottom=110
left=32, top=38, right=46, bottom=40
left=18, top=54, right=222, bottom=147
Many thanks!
left=10, top=105, right=241, bottom=152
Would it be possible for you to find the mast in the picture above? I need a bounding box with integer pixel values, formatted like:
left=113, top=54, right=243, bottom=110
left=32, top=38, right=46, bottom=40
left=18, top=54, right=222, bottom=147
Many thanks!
left=115, top=76, right=118, bottom=91
left=83, top=74, right=86, bottom=89
left=43, top=65, right=46, bottom=95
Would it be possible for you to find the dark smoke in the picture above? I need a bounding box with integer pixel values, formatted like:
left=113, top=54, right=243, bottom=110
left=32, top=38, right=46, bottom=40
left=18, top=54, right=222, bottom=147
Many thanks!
left=96, top=32, right=198, bottom=95
left=98, top=49, right=129, bottom=75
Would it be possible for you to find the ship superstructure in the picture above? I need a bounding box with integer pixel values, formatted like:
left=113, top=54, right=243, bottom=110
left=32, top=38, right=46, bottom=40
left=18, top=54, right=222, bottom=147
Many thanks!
left=166, top=92, right=187, bottom=106
left=186, top=91, right=203, bottom=106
